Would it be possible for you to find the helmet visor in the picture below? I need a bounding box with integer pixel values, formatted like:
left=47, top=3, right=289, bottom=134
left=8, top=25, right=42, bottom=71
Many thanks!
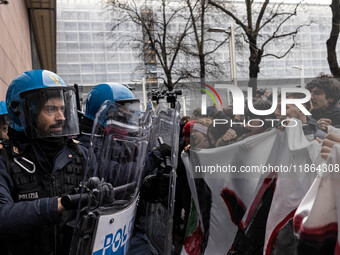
left=21, top=88, right=79, bottom=138
left=106, top=98, right=140, bottom=126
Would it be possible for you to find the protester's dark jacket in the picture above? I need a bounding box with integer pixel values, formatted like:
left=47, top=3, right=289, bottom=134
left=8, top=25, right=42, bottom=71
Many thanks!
left=311, top=103, right=340, bottom=128
left=302, top=116, right=326, bottom=140
left=0, top=130, right=87, bottom=255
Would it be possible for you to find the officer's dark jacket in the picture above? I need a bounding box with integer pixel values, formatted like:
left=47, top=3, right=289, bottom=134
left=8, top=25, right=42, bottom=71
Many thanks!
left=0, top=136, right=87, bottom=255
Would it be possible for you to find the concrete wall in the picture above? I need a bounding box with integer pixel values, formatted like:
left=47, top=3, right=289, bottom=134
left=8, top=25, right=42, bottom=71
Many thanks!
left=0, top=1, right=32, bottom=101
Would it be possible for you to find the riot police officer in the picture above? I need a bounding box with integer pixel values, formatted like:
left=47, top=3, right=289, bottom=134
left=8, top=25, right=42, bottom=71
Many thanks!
left=0, top=70, right=87, bottom=255
left=0, top=100, right=9, bottom=144
left=79, top=82, right=139, bottom=148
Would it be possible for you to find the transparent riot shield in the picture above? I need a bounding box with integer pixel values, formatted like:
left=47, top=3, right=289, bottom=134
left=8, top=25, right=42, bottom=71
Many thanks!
left=140, top=102, right=181, bottom=255
left=68, top=100, right=152, bottom=255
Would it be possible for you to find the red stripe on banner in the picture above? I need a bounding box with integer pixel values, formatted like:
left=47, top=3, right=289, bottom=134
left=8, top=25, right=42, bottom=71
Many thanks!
left=240, top=173, right=277, bottom=230
left=221, top=187, right=246, bottom=226
left=184, top=221, right=204, bottom=255
left=335, top=240, right=340, bottom=255
left=203, top=83, right=223, bottom=107
left=293, top=214, right=338, bottom=242
left=265, top=209, right=297, bottom=255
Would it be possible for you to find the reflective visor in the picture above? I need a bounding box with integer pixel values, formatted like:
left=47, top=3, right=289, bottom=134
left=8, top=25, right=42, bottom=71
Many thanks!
left=104, top=98, right=140, bottom=127
left=20, top=87, right=79, bottom=138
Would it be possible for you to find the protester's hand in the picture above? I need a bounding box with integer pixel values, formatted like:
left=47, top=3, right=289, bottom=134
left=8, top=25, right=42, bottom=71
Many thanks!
left=221, top=129, right=237, bottom=142
left=277, top=118, right=291, bottom=131
left=321, top=132, right=340, bottom=159
left=184, top=144, right=190, bottom=152
left=316, top=137, right=323, bottom=144
left=318, top=118, right=332, bottom=131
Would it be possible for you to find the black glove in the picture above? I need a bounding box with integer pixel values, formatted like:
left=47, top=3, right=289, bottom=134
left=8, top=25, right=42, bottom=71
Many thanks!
left=140, top=175, right=169, bottom=206
left=152, top=143, right=171, bottom=161
left=61, top=177, right=115, bottom=211
left=85, top=177, right=115, bottom=206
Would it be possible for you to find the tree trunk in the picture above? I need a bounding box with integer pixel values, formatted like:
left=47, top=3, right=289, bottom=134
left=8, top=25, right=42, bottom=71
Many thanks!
left=327, top=0, right=340, bottom=78
left=248, top=36, right=262, bottom=94
left=200, top=54, right=206, bottom=79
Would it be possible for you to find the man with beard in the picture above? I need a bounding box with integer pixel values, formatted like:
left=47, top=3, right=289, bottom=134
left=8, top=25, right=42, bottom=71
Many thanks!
left=0, top=70, right=87, bottom=255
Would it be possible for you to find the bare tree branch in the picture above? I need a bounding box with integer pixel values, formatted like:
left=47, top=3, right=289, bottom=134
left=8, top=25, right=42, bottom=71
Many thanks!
left=255, top=0, right=270, bottom=32
left=207, top=0, right=248, bottom=32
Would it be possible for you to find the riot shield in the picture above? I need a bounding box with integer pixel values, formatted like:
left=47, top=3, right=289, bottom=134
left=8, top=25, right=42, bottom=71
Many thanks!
left=68, top=99, right=152, bottom=255
left=140, top=102, right=181, bottom=255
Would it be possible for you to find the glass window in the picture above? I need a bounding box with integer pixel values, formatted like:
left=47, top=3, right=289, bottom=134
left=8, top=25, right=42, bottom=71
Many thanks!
left=119, top=23, right=129, bottom=31
left=95, top=74, right=107, bottom=83
left=121, top=73, right=131, bottom=82
left=90, top=11, right=102, bottom=20
left=65, top=32, right=78, bottom=41
left=78, top=12, right=90, bottom=20
left=57, top=21, right=65, bottom=30
left=57, top=53, right=66, bottom=62
left=94, top=53, right=105, bottom=61
left=57, top=32, right=65, bottom=41
left=67, top=53, right=80, bottom=62
left=57, top=65, right=68, bottom=73
left=78, top=23, right=91, bottom=31
left=285, top=59, right=295, bottom=68
left=93, top=42, right=105, bottom=51
left=81, top=64, right=94, bottom=73
left=80, top=53, right=93, bottom=62
left=57, top=42, right=66, bottom=51
left=312, top=51, right=321, bottom=59
left=93, top=32, right=105, bottom=41
left=68, top=74, right=81, bottom=84
left=62, top=11, right=77, bottom=20
left=107, top=53, right=119, bottom=62
left=94, top=64, right=106, bottom=73
left=68, top=64, right=80, bottom=73
left=310, top=24, right=319, bottom=33
left=92, top=22, right=104, bottom=31
left=79, top=32, right=92, bottom=41
left=82, top=74, right=95, bottom=84
left=302, top=51, right=311, bottom=59
left=107, top=74, right=120, bottom=82
left=79, top=42, right=93, bottom=51
left=105, top=22, right=116, bottom=31
left=120, top=64, right=132, bottom=72
left=313, top=59, right=322, bottom=67
left=119, top=53, right=131, bottom=62
left=108, top=64, right=120, bottom=72
left=66, top=43, right=78, bottom=52
left=65, top=22, right=77, bottom=30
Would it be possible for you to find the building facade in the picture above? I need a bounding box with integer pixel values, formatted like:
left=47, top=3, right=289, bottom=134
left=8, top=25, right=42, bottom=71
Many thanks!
left=0, top=0, right=57, bottom=101
left=56, top=0, right=339, bottom=113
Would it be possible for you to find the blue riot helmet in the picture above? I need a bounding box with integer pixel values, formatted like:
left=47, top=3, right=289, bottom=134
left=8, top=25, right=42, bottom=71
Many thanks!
left=6, top=70, right=79, bottom=138
left=85, top=83, right=140, bottom=125
left=0, top=100, right=9, bottom=139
